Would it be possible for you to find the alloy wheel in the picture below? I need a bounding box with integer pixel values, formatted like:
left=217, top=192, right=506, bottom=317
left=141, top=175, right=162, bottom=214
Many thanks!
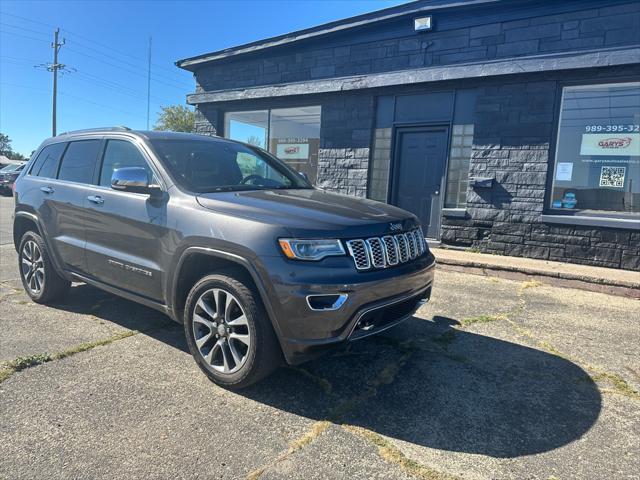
left=21, top=240, right=45, bottom=295
left=192, top=288, right=251, bottom=374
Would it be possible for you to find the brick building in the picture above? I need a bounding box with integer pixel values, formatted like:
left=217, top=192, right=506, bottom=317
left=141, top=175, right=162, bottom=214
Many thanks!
left=177, top=0, right=640, bottom=270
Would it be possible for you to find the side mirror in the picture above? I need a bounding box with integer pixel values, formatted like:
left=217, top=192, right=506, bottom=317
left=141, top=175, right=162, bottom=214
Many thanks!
left=111, top=167, right=161, bottom=196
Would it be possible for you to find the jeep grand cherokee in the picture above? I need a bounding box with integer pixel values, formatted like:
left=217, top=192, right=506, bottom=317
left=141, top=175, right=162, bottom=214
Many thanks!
left=13, top=128, right=435, bottom=388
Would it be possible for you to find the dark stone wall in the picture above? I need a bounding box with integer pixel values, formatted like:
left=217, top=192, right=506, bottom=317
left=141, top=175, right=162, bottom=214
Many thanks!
left=317, top=95, right=374, bottom=197
left=440, top=67, right=640, bottom=271
left=192, top=0, right=639, bottom=94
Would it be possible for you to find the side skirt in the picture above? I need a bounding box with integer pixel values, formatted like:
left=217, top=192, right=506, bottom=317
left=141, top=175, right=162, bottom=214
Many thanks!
left=68, top=271, right=176, bottom=322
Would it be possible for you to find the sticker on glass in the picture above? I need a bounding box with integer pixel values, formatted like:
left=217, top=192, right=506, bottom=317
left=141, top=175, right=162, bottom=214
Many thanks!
left=599, top=166, right=626, bottom=188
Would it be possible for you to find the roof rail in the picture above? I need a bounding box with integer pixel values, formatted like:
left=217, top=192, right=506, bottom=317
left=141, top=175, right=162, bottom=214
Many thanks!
left=57, top=126, right=132, bottom=136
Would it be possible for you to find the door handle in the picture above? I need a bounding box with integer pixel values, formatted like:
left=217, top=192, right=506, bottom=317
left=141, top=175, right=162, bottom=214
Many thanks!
left=87, top=195, right=104, bottom=205
left=40, top=186, right=54, bottom=194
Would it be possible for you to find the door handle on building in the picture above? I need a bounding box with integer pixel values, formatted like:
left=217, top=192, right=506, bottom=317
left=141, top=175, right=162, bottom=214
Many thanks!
left=87, top=195, right=104, bottom=205
left=40, top=186, right=54, bottom=194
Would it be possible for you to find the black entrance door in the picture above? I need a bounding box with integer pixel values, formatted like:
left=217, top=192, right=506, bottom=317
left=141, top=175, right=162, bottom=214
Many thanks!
left=391, top=126, right=449, bottom=239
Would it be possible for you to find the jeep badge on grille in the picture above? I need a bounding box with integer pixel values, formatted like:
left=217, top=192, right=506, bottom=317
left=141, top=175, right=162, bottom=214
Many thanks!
left=389, top=222, right=403, bottom=232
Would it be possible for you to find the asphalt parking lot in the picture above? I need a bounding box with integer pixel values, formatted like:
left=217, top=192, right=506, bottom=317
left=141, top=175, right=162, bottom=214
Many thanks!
left=0, top=194, right=638, bottom=480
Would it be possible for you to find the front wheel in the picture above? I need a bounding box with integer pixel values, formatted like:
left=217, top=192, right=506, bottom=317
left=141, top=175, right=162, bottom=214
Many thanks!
left=183, top=273, right=282, bottom=389
left=18, top=231, right=70, bottom=303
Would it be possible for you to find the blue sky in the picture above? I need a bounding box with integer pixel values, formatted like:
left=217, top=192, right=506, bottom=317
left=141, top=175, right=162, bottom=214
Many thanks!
left=0, top=0, right=406, bottom=156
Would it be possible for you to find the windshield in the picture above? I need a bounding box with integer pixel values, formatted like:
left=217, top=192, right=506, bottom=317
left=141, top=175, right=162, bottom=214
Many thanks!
left=148, top=138, right=312, bottom=193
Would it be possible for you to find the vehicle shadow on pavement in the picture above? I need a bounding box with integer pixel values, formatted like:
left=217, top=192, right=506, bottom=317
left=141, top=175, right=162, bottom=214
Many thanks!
left=54, top=285, right=602, bottom=459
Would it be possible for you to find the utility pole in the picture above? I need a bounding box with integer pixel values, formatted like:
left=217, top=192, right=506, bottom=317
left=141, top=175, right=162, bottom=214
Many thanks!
left=49, top=28, right=65, bottom=136
left=146, top=36, right=152, bottom=130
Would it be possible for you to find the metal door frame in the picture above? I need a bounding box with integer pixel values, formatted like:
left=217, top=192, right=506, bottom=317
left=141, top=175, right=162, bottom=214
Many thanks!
left=389, top=123, right=451, bottom=240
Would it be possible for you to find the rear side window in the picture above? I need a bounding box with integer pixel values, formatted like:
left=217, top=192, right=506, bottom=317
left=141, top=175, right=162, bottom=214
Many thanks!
left=30, top=143, right=67, bottom=178
left=99, top=140, right=151, bottom=186
left=57, top=140, right=101, bottom=184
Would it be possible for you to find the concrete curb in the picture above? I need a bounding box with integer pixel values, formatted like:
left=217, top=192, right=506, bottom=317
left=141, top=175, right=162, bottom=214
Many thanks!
left=434, top=255, right=640, bottom=300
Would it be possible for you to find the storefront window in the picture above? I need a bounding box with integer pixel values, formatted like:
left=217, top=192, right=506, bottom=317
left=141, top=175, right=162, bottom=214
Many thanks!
left=551, top=82, right=640, bottom=214
left=224, top=106, right=321, bottom=183
left=445, top=124, right=474, bottom=208
left=224, top=110, right=269, bottom=149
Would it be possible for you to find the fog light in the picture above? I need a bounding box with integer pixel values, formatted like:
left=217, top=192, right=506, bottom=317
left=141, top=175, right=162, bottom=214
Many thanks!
left=306, top=294, right=348, bottom=311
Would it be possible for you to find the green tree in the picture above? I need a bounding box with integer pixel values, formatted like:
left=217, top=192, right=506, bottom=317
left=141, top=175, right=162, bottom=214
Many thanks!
left=0, top=133, right=12, bottom=156
left=153, top=105, right=195, bottom=133
left=0, top=133, right=26, bottom=160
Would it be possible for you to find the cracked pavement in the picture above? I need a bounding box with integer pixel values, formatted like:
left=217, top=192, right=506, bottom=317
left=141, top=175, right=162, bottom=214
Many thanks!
left=0, top=195, right=638, bottom=479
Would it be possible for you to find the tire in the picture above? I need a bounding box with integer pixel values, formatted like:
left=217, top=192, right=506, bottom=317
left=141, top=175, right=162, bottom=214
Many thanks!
left=18, top=230, right=71, bottom=304
left=184, top=273, right=282, bottom=389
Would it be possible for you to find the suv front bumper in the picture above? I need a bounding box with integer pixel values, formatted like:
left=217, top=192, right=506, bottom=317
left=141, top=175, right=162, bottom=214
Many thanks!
left=259, top=252, right=436, bottom=364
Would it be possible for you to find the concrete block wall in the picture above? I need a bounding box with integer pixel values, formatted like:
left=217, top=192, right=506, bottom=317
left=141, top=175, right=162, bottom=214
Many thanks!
left=316, top=95, right=374, bottom=197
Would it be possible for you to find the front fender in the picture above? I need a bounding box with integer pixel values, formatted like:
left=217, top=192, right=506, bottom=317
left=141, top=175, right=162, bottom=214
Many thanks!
left=167, top=245, right=285, bottom=342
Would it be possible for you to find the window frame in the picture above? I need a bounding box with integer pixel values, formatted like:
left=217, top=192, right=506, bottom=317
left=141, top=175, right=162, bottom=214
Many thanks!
left=95, top=137, right=159, bottom=191
left=545, top=78, right=640, bottom=224
left=28, top=141, right=69, bottom=178
left=55, top=138, right=103, bottom=186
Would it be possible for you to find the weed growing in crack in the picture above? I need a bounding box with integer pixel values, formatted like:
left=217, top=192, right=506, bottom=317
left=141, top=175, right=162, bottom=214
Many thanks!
left=459, top=313, right=507, bottom=327
left=343, top=425, right=461, bottom=480
left=0, top=330, right=138, bottom=384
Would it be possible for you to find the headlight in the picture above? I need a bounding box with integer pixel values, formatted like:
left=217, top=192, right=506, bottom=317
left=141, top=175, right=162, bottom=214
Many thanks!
left=278, top=238, right=345, bottom=261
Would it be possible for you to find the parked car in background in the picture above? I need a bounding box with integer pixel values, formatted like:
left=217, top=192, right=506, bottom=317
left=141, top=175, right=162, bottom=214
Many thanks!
left=0, top=163, right=25, bottom=195
left=12, top=128, right=435, bottom=388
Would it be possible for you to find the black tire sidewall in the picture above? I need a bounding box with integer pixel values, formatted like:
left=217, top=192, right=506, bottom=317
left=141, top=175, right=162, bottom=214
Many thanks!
left=18, top=231, right=50, bottom=302
left=18, top=230, right=69, bottom=304
left=183, top=274, right=263, bottom=387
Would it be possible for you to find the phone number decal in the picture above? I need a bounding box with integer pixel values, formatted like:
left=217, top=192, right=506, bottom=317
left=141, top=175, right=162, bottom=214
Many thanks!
left=584, top=125, right=639, bottom=133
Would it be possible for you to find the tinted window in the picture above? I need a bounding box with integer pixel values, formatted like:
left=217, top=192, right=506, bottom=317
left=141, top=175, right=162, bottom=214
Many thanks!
left=99, top=140, right=151, bottom=187
left=58, top=140, right=101, bottom=184
left=30, top=143, right=67, bottom=178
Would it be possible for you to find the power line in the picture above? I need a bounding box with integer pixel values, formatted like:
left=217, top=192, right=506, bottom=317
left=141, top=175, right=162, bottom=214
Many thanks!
left=73, top=70, right=175, bottom=104
left=63, top=35, right=191, bottom=87
left=1, top=12, right=187, bottom=78
left=0, top=21, right=51, bottom=39
left=1, top=22, right=190, bottom=88
left=2, top=55, right=177, bottom=104
left=0, top=29, right=51, bottom=44
left=65, top=46, right=188, bottom=91
left=0, top=82, right=147, bottom=120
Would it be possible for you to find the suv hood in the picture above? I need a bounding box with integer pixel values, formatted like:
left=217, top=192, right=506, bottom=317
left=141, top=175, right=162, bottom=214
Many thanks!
left=196, top=189, right=417, bottom=237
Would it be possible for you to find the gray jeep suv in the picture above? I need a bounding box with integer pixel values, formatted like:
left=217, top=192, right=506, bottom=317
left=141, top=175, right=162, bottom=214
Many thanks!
left=13, top=128, right=435, bottom=388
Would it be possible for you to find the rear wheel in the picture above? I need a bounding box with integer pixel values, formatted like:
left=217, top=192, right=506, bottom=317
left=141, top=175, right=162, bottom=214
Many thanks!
left=184, top=273, right=282, bottom=389
left=18, top=231, right=70, bottom=303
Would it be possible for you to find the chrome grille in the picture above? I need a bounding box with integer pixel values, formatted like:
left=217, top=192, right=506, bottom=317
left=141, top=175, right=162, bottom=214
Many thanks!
left=406, top=232, right=417, bottom=259
left=346, top=229, right=427, bottom=271
left=396, top=234, right=409, bottom=263
left=346, top=239, right=370, bottom=270
left=382, top=236, right=399, bottom=265
left=366, top=238, right=386, bottom=269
